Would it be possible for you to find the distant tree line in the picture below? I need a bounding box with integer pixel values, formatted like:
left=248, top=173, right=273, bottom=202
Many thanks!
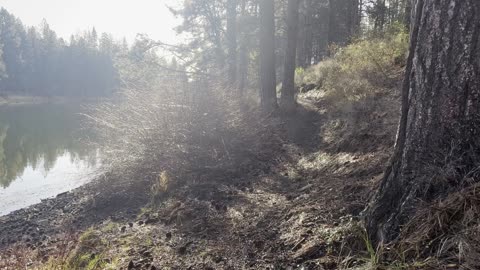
left=0, top=8, right=120, bottom=97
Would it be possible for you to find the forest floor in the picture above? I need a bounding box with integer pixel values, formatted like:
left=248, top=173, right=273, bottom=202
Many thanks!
left=0, top=88, right=401, bottom=269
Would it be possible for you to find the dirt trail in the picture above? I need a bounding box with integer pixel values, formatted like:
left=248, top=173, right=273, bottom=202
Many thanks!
left=97, top=97, right=395, bottom=269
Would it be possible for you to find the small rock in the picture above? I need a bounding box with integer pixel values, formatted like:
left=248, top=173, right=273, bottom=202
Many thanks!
left=128, top=222, right=134, bottom=228
left=56, top=191, right=69, bottom=198
left=213, top=255, right=223, bottom=263
left=165, top=232, right=172, bottom=240
left=138, top=220, right=144, bottom=226
left=121, top=226, right=127, bottom=233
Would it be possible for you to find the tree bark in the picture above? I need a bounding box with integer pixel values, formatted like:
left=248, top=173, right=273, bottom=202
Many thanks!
left=327, top=0, right=337, bottom=46
left=365, top=0, right=480, bottom=244
left=280, top=0, right=300, bottom=111
left=303, top=0, right=314, bottom=66
left=297, top=0, right=314, bottom=67
left=227, top=0, right=238, bottom=87
left=238, top=0, right=248, bottom=95
left=346, top=0, right=360, bottom=38
left=259, top=0, right=278, bottom=111
left=403, top=0, right=412, bottom=30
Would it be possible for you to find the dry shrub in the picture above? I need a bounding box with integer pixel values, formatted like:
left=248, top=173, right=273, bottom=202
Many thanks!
left=86, top=76, right=276, bottom=200
left=394, top=183, right=480, bottom=269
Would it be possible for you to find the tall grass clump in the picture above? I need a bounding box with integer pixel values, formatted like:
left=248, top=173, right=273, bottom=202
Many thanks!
left=89, top=81, right=240, bottom=186
left=85, top=49, right=274, bottom=201
left=298, top=26, right=408, bottom=109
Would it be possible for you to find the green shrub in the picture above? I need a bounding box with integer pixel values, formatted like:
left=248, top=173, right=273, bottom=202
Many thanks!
left=298, top=27, right=409, bottom=108
left=294, top=67, right=305, bottom=85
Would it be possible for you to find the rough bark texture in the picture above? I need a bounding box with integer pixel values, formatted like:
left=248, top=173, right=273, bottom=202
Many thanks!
left=346, top=0, right=361, bottom=38
left=227, top=0, right=238, bottom=87
left=365, top=0, right=480, bottom=243
left=404, top=0, right=413, bottom=30
left=238, top=0, right=248, bottom=95
left=280, top=0, right=300, bottom=110
left=259, top=0, right=278, bottom=111
left=297, top=0, right=314, bottom=67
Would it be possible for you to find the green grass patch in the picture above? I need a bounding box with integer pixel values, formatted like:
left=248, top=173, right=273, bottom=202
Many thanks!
left=297, top=25, right=408, bottom=109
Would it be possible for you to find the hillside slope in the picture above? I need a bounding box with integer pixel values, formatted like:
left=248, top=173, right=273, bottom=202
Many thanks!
left=0, top=33, right=406, bottom=269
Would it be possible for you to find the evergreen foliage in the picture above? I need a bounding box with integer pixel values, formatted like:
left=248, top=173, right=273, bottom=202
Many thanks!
left=0, top=8, right=120, bottom=97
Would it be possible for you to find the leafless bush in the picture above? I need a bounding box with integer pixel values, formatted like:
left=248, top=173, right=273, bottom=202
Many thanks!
left=85, top=76, right=270, bottom=198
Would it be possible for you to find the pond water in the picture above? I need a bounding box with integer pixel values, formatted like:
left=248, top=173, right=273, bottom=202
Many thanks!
left=0, top=103, right=99, bottom=216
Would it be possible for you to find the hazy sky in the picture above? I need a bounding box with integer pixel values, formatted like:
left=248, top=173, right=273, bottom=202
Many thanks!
left=0, top=0, right=181, bottom=44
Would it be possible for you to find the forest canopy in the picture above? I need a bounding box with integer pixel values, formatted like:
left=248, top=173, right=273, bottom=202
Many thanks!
left=0, top=8, right=119, bottom=97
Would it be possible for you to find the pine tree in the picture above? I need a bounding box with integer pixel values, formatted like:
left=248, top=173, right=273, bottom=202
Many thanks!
left=365, top=0, right=480, bottom=243
left=259, top=0, right=278, bottom=111
left=280, top=0, right=300, bottom=110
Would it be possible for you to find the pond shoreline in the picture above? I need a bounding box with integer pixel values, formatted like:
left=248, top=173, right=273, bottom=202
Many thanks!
left=0, top=95, right=103, bottom=106
left=0, top=172, right=151, bottom=253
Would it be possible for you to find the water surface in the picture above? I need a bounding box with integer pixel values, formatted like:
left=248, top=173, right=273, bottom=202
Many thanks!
left=0, top=103, right=98, bottom=216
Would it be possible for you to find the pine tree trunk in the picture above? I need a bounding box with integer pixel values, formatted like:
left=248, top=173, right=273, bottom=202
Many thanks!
left=327, top=0, right=337, bottom=46
left=238, top=0, right=248, bottom=95
left=365, top=0, right=480, bottom=243
left=303, top=0, right=314, bottom=65
left=296, top=0, right=306, bottom=67
left=347, top=0, right=360, bottom=38
left=259, top=0, right=278, bottom=111
left=227, top=0, right=238, bottom=87
left=297, top=0, right=314, bottom=67
left=403, top=0, right=412, bottom=30
left=280, top=0, right=300, bottom=111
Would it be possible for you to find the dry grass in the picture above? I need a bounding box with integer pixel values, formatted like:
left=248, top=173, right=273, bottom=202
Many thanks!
left=0, top=231, right=79, bottom=270
left=393, top=184, right=480, bottom=269
left=297, top=28, right=407, bottom=112
left=84, top=74, right=276, bottom=203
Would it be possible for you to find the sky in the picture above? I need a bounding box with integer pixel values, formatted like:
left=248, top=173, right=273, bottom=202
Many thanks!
left=0, top=0, right=182, bottom=44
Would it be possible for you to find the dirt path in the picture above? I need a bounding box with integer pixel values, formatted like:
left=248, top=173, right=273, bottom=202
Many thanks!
left=93, top=98, right=394, bottom=269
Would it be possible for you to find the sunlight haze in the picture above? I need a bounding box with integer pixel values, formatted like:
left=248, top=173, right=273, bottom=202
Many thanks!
left=1, top=1, right=478, bottom=268
left=0, top=0, right=181, bottom=43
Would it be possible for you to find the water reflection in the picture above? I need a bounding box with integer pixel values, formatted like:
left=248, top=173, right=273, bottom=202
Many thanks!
left=0, top=104, right=97, bottom=187
left=0, top=103, right=98, bottom=215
